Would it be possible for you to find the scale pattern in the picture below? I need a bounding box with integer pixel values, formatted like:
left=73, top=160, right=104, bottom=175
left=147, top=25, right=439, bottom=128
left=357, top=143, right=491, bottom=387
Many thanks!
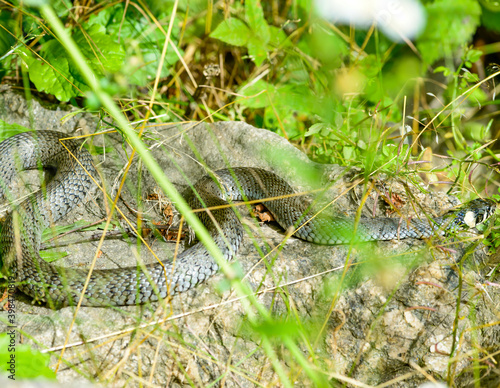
left=0, top=131, right=495, bottom=306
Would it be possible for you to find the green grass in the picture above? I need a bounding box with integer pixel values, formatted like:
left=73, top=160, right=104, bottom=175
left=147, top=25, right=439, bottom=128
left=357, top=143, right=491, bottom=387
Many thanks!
left=0, top=0, right=499, bottom=386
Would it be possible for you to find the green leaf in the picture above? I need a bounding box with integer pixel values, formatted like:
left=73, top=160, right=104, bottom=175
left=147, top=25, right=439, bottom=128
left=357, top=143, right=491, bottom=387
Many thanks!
left=18, top=22, right=126, bottom=101
left=434, top=65, right=451, bottom=76
left=247, top=36, right=268, bottom=66
left=238, top=80, right=275, bottom=108
left=465, top=48, right=483, bottom=65
left=245, top=0, right=270, bottom=43
left=41, top=220, right=94, bottom=241
left=0, top=13, right=16, bottom=58
left=480, top=0, right=500, bottom=12
left=87, top=4, right=180, bottom=86
left=252, top=320, right=300, bottom=339
left=0, top=121, right=31, bottom=142
left=39, top=250, right=68, bottom=263
left=306, top=23, right=348, bottom=68
left=305, top=123, right=327, bottom=137
left=462, top=70, right=479, bottom=83
left=359, top=54, right=383, bottom=78
left=274, top=83, right=317, bottom=113
left=73, top=24, right=125, bottom=73
left=210, top=18, right=251, bottom=47
left=268, top=25, right=289, bottom=48
left=343, top=146, right=354, bottom=160
left=417, top=0, right=481, bottom=65
left=23, top=42, right=76, bottom=101
left=0, top=334, right=56, bottom=380
left=482, top=6, right=500, bottom=32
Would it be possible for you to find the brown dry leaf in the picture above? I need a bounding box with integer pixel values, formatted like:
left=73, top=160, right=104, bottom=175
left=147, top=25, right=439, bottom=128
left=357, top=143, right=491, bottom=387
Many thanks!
left=141, top=228, right=153, bottom=238
left=163, top=203, right=174, bottom=223
left=390, top=193, right=405, bottom=209
left=384, top=193, right=405, bottom=216
left=165, top=230, right=184, bottom=241
left=152, top=220, right=184, bottom=241
left=252, top=204, right=275, bottom=223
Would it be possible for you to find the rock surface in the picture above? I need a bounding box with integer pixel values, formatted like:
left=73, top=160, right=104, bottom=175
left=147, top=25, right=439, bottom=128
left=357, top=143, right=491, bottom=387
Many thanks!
left=0, top=90, right=499, bottom=387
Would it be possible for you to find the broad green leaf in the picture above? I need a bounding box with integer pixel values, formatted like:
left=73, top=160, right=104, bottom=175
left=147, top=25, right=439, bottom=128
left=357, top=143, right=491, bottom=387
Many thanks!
left=462, top=70, right=479, bottom=83
left=245, top=0, right=270, bottom=43
left=482, top=6, right=500, bottom=32
left=306, top=24, right=348, bottom=68
left=252, top=320, right=300, bottom=339
left=73, top=24, right=125, bottom=73
left=0, top=334, right=56, bottom=380
left=247, top=36, right=267, bottom=66
left=0, top=13, right=16, bottom=57
left=268, top=25, right=289, bottom=48
left=417, top=0, right=481, bottom=65
left=274, top=83, right=317, bottom=114
left=480, top=0, right=500, bottom=11
left=238, top=80, right=275, bottom=108
left=465, top=48, right=483, bottom=64
left=305, top=123, right=327, bottom=137
left=40, top=250, right=68, bottom=263
left=210, top=18, right=251, bottom=47
left=15, top=16, right=128, bottom=101
left=0, top=121, right=31, bottom=142
left=25, top=43, right=77, bottom=102
left=343, top=146, right=354, bottom=161
left=359, top=54, right=383, bottom=78
left=19, top=23, right=126, bottom=101
left=87, top=5, right=180, bottom=86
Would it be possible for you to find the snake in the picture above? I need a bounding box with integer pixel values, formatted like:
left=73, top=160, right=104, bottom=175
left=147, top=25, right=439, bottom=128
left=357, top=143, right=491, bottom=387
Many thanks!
left=0, top=131, right=496, bottom=307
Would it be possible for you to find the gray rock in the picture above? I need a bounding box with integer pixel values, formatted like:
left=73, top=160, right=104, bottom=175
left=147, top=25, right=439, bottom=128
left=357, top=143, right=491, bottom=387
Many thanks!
left=0, top=89, right=498, bottom=387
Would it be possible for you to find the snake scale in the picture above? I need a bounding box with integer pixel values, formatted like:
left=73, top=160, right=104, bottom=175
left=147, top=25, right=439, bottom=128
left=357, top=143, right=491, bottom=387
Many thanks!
left=0, top=131, right=496, bottom=307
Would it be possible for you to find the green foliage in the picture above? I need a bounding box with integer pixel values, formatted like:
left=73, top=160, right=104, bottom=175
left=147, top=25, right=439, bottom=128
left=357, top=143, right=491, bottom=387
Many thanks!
left=0, top=12, right=16, bottom=57
left=0, top=0, right=494, bottom=219
left=0, top=334, right=56, bottom=380
left=9, top=2, right=185, bottom=101
left=0, top=12, right=17, bottom=79
left=417, top=0, right=481, bottom=65
left=0, top=120, right=30, bottom=142
left=17, top=23, right=125, bottom=101
left=39, top=219, right=109, bottom=262
left=1, top=0, right=494, bottom=176
left=211, top=18, right=252, bottom=48
left=208, top=0, right=493, bottom=175
left=210, top=0, right=286, bottom=66
left=86, top=4, right=183, bottom=86
left=0, top=0, right=499, bottom=385
left=482, top=7, right=500, bottom=33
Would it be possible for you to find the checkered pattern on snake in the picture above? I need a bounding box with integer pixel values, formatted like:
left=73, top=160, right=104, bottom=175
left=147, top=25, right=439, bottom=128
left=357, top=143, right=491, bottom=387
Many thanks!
left=0, top=131, right=495, bottom=306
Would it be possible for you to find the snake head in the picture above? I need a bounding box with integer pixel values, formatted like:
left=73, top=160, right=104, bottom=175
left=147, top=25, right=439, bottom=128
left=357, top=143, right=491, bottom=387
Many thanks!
left=447, top=198, right=497, bottom=230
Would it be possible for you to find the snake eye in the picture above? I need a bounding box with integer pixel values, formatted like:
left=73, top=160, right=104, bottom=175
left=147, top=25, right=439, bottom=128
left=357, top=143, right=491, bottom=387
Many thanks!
left=475, top=204, right=495, bottom=225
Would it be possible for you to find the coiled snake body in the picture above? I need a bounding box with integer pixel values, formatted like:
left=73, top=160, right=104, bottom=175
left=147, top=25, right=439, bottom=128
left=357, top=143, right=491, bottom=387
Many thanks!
left=0, top=131, right=495, bottom=307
